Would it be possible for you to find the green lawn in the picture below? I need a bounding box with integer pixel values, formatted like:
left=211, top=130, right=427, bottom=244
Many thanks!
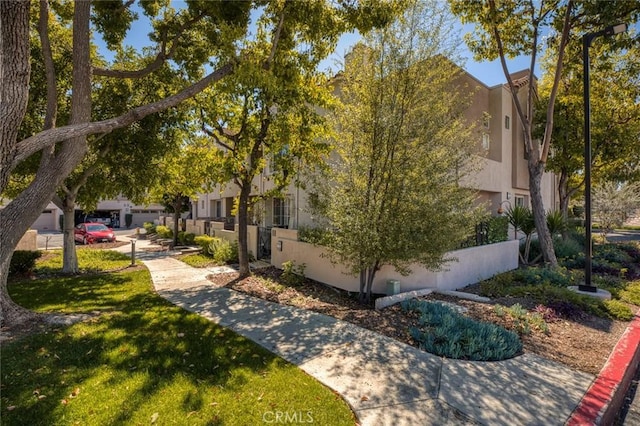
left=2, top=250, right=355, bottom=425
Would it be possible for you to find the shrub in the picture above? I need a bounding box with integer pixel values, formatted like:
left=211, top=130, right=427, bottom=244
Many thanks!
left=553, top=237, right=582, bottom=260
left=401, top=299, right=522, bottom=361
left=487, top=216, right=509, bottom=243
left=281, top=261, right=306, bottom=286
left=493, top=303, right=549, bottom=334
left=125, top=214, right=133, bottom=228
left=617, top=242, right=640, bottom=263
left=298, top=226, right=329, bottom=245
left=9, top=250, right=42, bottom=277
left=603, top=299, right=634, bottom=321
left=619, top=281, right=640, bottom=306
left=177, top=232, right=196, bottom=246
left=194, top=235, right=215, bottom=255
left=143, top=222, right=156, bottom=233
left=546, top=210, right=568, bottom=236
left=512, top=266, right=574, bottom=287
left=210, top=239, right=239, bottom=264
left=155, top=225, right=172, bottom=238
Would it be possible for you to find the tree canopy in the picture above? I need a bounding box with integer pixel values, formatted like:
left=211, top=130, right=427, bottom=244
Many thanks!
left=0, top=0, right=404, bottom=327
left=309, top=0, right=481, bottom=303
left=449, top=0, right=640, bottom=266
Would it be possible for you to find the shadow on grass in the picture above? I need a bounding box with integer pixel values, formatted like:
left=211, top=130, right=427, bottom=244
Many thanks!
left=2, top=270, right=355, bottom=425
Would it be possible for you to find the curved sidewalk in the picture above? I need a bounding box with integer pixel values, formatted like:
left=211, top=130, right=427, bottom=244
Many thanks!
left=137, top=253, right=598, bottom=425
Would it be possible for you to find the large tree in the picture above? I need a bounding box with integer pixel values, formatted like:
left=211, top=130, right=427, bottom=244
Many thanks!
left=309, top=0, right=481, bottom=303
left=0, top=0, right=403, bottom=327
left=199, top=0, right=403, bottom=276
left=449, top=0, right=640, bottom=266
left=538, top=39, right=640, bottom=223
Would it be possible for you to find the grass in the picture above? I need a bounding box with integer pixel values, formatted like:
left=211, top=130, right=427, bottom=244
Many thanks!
left=2, top=251, right=355, bottom=425
left=179, top=253, right=222, bottom=268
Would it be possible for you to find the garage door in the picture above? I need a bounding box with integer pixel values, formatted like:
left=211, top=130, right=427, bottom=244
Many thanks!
left=32, top=210, right=56, bottom=230
left=130, top=211, right=162, bottom=228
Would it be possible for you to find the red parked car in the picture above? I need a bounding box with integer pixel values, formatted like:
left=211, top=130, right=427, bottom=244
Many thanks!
left=74, top=222, right=116, bottom=245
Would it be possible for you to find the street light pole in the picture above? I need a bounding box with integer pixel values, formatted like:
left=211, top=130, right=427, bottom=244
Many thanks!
left=580, top=23, right=627, bottom=292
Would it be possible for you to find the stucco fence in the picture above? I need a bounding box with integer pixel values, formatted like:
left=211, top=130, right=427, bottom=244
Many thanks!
left=160, top=216, right=259, bottom=258
left=270, top=228, right=519, bottom=294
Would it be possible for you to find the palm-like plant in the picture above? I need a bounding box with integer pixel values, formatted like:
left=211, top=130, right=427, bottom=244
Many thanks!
left=505, top=205, right=536, bottom=264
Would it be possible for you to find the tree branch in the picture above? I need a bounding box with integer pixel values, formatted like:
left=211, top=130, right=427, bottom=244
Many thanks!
left=13, top=62, right=236, bottom=167
left=38, top=0, right=59, bottom=169
left=540, top=0, right=573, bottom=164
left=69, top=143, right=112, bottom=194
left=92, top=11, right=205, bottom=79
left=265, top=3, right=287, bottom=69
left=488, top=0, right=530, bottom=152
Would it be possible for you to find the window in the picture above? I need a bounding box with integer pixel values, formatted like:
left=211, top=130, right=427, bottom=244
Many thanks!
left=505, top=115, right=510, bottom=129
left=515, top=196, right=526, bottom=207
left=201, top=200, right=205, bottom=209
left=215, top=200, right=222, bottom=217
left=273, top=198, right=290, bottom=228
left=482, top=133, right=490, bottom=150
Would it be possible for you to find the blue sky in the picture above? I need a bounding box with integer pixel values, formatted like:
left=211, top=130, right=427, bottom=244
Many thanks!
left=95, top=2, right=535, bottom=88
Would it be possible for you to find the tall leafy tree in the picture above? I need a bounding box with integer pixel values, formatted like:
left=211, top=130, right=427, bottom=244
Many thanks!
left=0, top=0, right=403, bottom=327
left=309, top=0, right=481, bottom=303
left=593, top=181, right=640, bottom=238
left=150, top=135, right=223, bottom=247
left=199, top=0, right=403, bottom=276
left=538, top=40, right=640, bottom=223
left=449, top=0, right=640, bottom=266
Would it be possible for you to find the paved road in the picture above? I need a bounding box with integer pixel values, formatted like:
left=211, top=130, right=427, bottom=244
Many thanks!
left=36, top=228, right=135, bottom=250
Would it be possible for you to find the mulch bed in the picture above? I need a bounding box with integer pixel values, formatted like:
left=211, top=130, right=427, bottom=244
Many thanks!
left=209, top=266, right=634, bottom=375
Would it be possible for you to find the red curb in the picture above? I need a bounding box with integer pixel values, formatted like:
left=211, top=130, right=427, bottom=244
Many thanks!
left=566, top=309, right=640, bottom=426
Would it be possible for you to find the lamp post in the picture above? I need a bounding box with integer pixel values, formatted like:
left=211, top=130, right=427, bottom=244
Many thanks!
left=581, top=23, right=627, bottom=292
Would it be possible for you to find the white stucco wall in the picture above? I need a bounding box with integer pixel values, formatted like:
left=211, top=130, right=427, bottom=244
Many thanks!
left=271, top=229, right=519, bottom=294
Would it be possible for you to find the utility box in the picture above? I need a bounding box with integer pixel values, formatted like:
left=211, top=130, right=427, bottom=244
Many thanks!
left=386, top=279, right=400, bottom=296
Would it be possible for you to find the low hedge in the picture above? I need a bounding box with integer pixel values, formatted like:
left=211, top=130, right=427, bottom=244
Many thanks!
left=9, top=250, right=42, bottom=277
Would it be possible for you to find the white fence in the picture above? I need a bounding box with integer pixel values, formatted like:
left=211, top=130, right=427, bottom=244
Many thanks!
left=270, top=228, right=519, bottom=294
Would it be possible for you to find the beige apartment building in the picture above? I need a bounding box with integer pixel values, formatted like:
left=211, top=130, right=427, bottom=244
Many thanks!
left=194, top=66, right=558, bottom=234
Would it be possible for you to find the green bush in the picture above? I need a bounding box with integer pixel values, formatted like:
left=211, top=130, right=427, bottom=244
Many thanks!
left=401, top=299, right=522, bottom=361
left=487, top=216, right=509, bottom=243
left=210, top=239, right=239, bottom=264
left=194, top=235, right=216, bottom=255
left=143, top=222, right=156, bottom=233
left=9, top=250, right=42, bottom=276
left=619, top=281, right=640, bottom=306
left=155, top=225, right=172, bottom=238
left=494, top=303, right=549, bottom=334
left=603, top=299, right=634, bottom=321
left=298, top=226, right=330, bottom=245
left=177, top=231, right=195, bottom=245
left=512, top=266, right=575, bottom=287
left=553, top=237, right=582, bottom=260
left=281, top=261, right=306, bottom=286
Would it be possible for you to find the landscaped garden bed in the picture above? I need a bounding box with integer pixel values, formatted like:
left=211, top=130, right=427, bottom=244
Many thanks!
left=208, top=239, right=640, bottom=376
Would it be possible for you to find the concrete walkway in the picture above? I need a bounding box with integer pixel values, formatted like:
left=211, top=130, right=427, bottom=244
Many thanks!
left=120, top=240, right=598, bottom=425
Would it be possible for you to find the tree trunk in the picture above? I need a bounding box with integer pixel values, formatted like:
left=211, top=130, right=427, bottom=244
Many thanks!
left=358, top=270, right=367, bottom=303
left=0, top=1, right=91, bottom=326
left=529, top=162, right=558, bottom=266
left=237, top=183, right=251, bottom=277
left=558, top=171, right=570, bottom=240
left=0, top=245, right=40, bottom=328
left=62, top=197, right=79, bottom=273
left=0, top=0, right=30, bottom=192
